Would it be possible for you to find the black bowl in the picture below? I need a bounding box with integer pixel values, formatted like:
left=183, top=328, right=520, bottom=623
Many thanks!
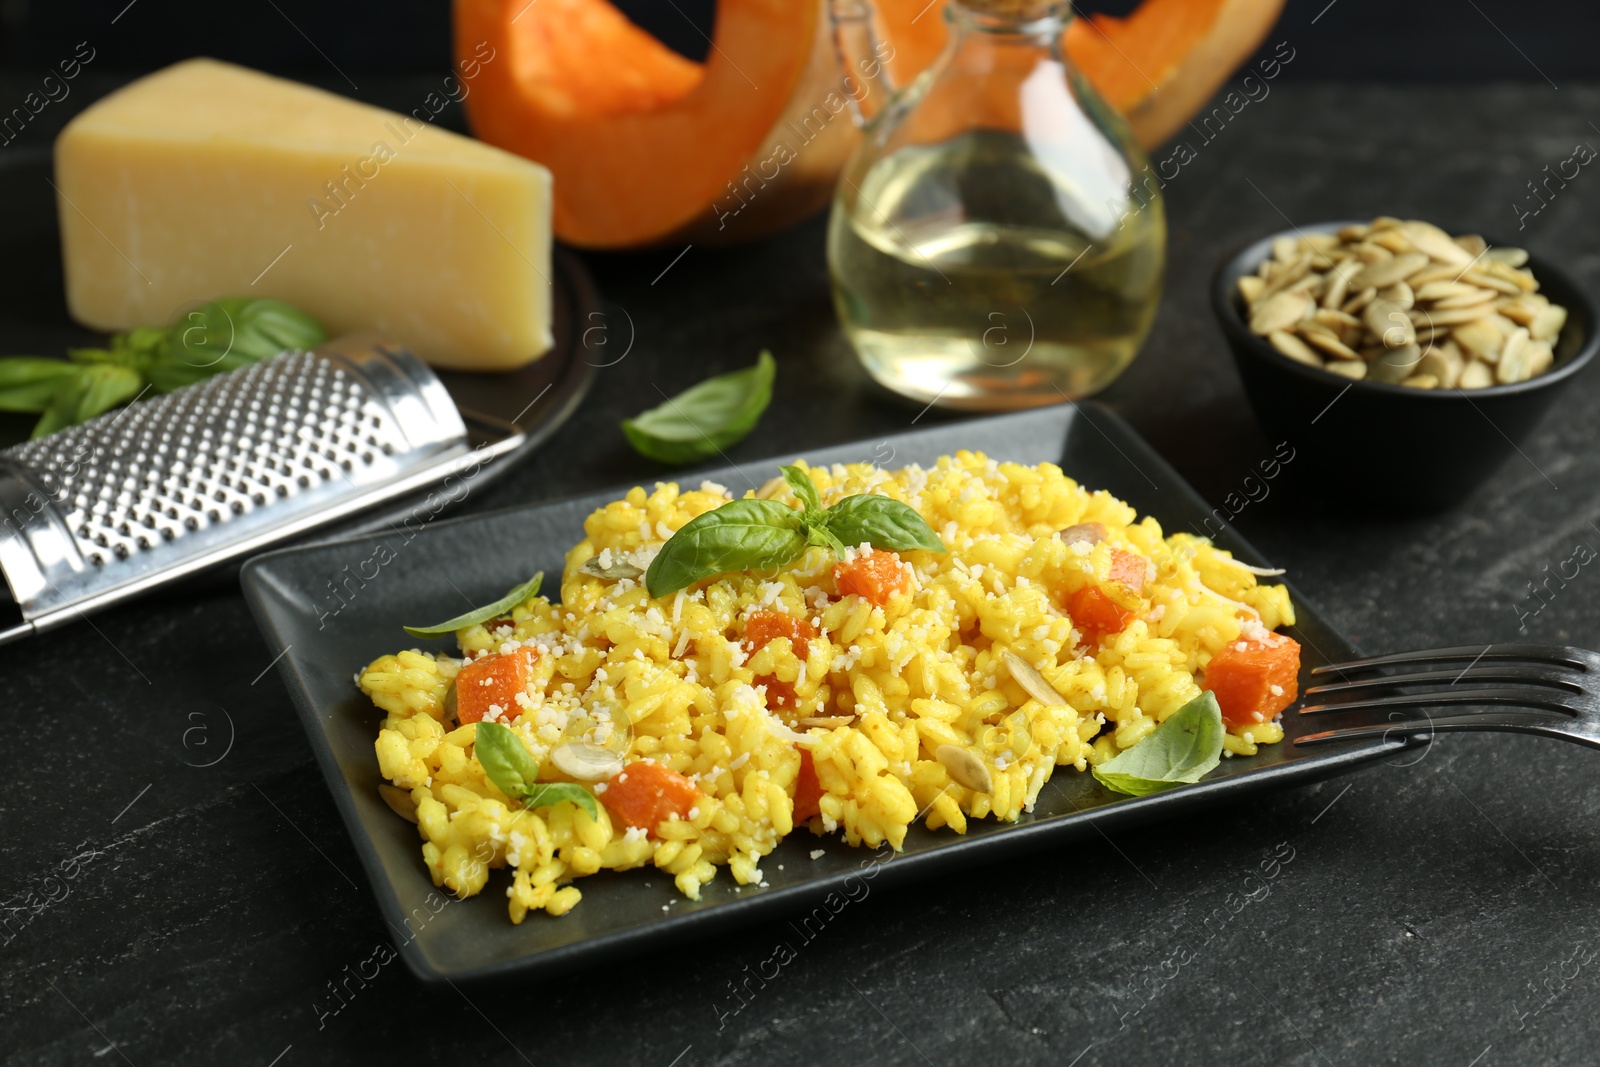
left=1212, top=222, right=1598, bottom=511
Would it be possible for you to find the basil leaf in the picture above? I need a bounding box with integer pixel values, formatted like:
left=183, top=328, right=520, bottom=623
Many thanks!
left=165, top=297, right=326, bottom=371
left=0, top=359, right=83, bottom=413
left=622, top=351, right=775, bottom=465
left=77, top=364, right=144, bottom=420
left=1092, top=692, right=1224, bottom=797
left=806, top=521, right=847, bottom=556
left=475, top=721, right=541, bottom=798
left=29, top=380, right=79, bottom=439
left=519, top=782, right=600, bottom=821
left=403, top=571, right=543, bottom=638
left=31, top=364, right=141, bottom=438
left=474, top=723, right=600, bottom=819
left=645, top=498, right=807, bottom=598
left=822, top=494, right=946, bottom=554
left=781, top=464, right=823, bottom=515
left=4, top=297, right=325, bottom=439
left=144, top=349, right=259, bottom=395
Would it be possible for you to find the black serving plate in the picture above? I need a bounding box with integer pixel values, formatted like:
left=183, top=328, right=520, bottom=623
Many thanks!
left=241, top=402, right=1403, bottom=983
left=1212, top=221, right=1598, bottom=511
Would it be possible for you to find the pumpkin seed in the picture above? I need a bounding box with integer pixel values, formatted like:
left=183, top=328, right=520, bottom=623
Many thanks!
left=1058, top=522, right=1108, bottom=546
left=1368, top=344, right=1423, bottom=384
left=1341, top=286, right=1379, bottom=315
left=1271, top=331, right=1325, bottom=366
left=1485, top=260, right=1539, bottom=291
left=1405, top=262, right=1465, bottom=288
left=1299, top=325, right=1360, bottom=361
left=1490, top=313, right=1524, bottom=337
left=1459, top=360, right=1494, bottom=388
left=1259, top=253, right=1314, bottom=299
left=935, top=744, right=994, bottom=794
left=1451, top=318, right=1503, bottom=361
left=1353, top=243, right=1393, bottom=265
left=1526, top=339, right=1554, bottom=376
left=1002, top=649, right=1069, bottom=707
left=1377, top=280, right=1415, bottom=310
left=1410, top=302, right=1498, bottom=329
left=581, top=555, right=645, bottom=581
left=1313, top=307, right=1361, bottom=330
left=1401, top=221, right=1473, bottom=265
left=1351, top=253, right=1431, bottom=290
left=1495, top=327, right=1531, bottom=384
left=1324, top=359, right=1367, bottom=380
left=1459, top=270, right=1522, bottom=296
left=380, top=784, right=419, bottom=824
left=1242, top=219, right=1565, bottom=390
left=549, top=741, right=626, bottom=782
left=1365, top=299, right=1416, bottom=348
left=1531, top=303, right=1567, bottom=342
left=1414, top=280, right=1484, bottom=302
left=1484, top=246, right=1529, bottom=268
left=1320, top=259, right=1360, bottom=309
left=1371, top=230, right=1416, bottom=255
left=797, top=715, right=857, bottom=729
left=1495, top=295, right=1542, bottom=326
left=1430, top=287, right=1500, bottom=310
left=1418, top=343, right=1465, bottom=388
left=1283, top=273, right=1322, bottom=296
left=1249, top=291, right=1313, bottom=335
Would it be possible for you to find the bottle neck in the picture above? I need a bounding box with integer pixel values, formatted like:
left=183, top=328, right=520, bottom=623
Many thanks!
left=947, top=0, right=1071, bottom=41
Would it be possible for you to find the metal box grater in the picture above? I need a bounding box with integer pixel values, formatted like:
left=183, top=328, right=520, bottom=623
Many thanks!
left=0, top=336, right=522, bottom=643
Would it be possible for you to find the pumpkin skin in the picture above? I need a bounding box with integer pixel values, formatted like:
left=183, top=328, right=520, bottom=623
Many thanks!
left=455, top=0, right=1285, bottom=249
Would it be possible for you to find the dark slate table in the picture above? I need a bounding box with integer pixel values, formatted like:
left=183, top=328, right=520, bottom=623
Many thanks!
left=5, top=81, right=1600, bottom=1067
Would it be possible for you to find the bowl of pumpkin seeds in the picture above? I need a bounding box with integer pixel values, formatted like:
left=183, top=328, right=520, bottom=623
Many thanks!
left=1213, top=219, right=1596, bottom=508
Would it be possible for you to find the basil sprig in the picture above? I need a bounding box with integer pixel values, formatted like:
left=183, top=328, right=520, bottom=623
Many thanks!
left=0, top=296, right=325, bottom=439
left=644, top=465, right=945, bottom=598
left=1092, top=691, right=1225, bottom=797
left=475, top=721, right=600, bottom=820
left=404, top=571, right=543, bottom=639
left=0, top=359, right=82, bottom=412
left=622, top=351, right=775, bottom=465
left=147, top=297, right=327, bottom=393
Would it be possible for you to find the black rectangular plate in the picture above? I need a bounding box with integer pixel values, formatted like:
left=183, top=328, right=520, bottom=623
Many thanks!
left=241, top=403, right=1398, bottom=982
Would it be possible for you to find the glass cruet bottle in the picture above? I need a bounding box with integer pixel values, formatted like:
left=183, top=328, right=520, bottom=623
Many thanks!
left=828, top=0, right=1165, bottom=410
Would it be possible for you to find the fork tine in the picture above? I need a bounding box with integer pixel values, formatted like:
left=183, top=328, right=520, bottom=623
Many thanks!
left=1299, top=685, right=1581, bottom=716
left=1305, top=663, right=1583, bottom=698
left=1296, top=710, right=1572, bottom=747
left=1310, top=643, right=1592, bottom=676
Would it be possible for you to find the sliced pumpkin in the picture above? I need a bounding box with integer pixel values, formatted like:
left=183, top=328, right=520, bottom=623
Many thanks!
left=877, top=0, right=1287, bottom=148
left=457, top=0, right=854, bottom=248
left=456, top=0, right=1285, bottom=248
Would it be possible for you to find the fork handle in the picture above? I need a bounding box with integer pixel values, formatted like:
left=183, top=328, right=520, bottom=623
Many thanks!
left=1297, top=713, right=1600, bottom=751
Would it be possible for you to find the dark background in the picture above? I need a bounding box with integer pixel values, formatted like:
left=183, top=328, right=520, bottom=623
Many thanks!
left=4, top=4, right=1600, bottom=1067
left=1, top=0, right=1597, bottom=86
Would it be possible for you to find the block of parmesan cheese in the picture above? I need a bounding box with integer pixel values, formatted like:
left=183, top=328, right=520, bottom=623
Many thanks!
left=55, top=58, right=553, bottom=371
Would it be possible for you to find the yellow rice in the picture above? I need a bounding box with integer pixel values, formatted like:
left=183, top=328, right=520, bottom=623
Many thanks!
left=358, top=452, right=1294, bottom=922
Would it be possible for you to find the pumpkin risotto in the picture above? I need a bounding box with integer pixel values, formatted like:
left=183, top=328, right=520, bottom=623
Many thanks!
left=359, top=453, right=1299, bottom=923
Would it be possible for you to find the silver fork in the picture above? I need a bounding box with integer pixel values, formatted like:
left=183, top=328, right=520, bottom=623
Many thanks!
left=1294, top=644, right=1600, bottom=751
